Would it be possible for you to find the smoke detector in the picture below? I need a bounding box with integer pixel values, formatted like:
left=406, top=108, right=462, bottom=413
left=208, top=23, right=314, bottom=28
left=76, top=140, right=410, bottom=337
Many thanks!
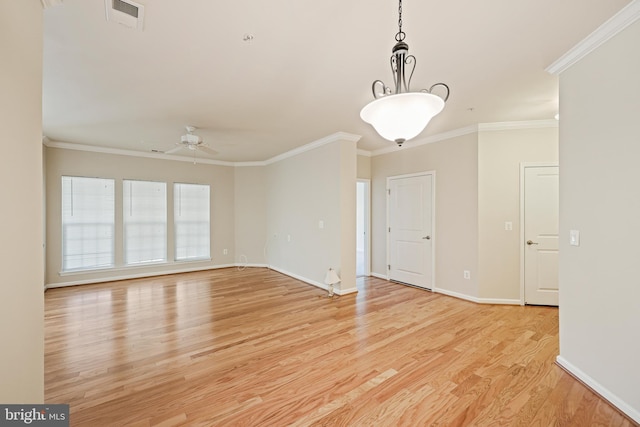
left=104, top=0, right=145, bottom=31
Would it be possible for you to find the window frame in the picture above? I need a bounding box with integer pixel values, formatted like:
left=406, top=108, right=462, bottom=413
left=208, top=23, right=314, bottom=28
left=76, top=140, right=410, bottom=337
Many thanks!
left=61, top=175, right=116, bottom=273
left=122, top=179, right=168, bottom=266
left=173, top=182, right=211, bottom=262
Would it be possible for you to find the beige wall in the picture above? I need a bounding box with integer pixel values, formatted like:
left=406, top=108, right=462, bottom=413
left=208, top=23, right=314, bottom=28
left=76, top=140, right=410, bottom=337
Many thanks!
left=370, top=125, right=557, bottom=302
left=339, top=139, right=357, bottom=292
left=265, top=137, right=357, bottom=292
left=45, top=148, right=235, bottom=286
left=357, top=154, right=371, bottom=179
left=558, top=18, right=640, bottom=420
left=478, top=127, right=558, bottom=301
left=45, top=134, right=358, bottom=294
left=371, top=133, right=479, bottom=298
left=0, top=0, right=44, bottom=402
left=234, top=166, right=267, bottom=265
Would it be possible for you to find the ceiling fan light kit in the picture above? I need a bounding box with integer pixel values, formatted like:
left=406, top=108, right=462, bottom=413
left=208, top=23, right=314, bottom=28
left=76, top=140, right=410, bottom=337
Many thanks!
left=360, top=0, right=449, bottom=147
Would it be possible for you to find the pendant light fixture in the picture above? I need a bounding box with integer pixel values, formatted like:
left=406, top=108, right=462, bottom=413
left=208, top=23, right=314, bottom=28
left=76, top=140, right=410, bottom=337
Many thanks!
left=360, top=0, right=449, bottom=147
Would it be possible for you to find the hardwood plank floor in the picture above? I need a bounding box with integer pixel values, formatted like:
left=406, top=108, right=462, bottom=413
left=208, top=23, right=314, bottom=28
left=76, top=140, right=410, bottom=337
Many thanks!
left=45, top=268, right=636, bottom=426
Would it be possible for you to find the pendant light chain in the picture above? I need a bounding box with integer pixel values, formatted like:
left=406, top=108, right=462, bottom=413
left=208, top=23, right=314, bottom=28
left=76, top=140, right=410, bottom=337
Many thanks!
left=396, top=0, right=405, bottom=42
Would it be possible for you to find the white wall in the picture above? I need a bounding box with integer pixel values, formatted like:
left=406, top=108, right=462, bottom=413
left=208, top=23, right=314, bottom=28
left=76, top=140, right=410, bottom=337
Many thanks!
left=0, top=0, right=44, bottom=402
left=557, top=16, right=640, bottom=421
left=265, top=136, right=357, bottom=293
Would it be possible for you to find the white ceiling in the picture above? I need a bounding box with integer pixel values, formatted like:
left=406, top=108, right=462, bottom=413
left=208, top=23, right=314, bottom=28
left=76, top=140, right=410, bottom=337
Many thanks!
left=43, top=0, right=631, bottom=162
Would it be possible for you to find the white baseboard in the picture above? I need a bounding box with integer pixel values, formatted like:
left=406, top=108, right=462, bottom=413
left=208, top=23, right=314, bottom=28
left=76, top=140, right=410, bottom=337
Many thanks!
left=44, top=264, right=357, bottom=297
left=432, top=287, right=519, bottom=305
left=236, top=263, right=269, bottom=269
left=367, top=277, right=519, bottom=306
left=267, top=266, right=358, bottom=296
left=476, top=297, right=521, bottom=305
left=556, top=355, right=640, bottom=424
left=267, top=266, right=325, bottom=289
left=433, top=287, right=479, bottom=303
left=45, top=263, right=266, bottom=289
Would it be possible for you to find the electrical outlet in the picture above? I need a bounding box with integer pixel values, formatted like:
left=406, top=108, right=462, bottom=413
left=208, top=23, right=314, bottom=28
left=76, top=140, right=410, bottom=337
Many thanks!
left=463, top=270, right=471, bottom=280
left=505, top=221, right=513, bottom=231
left=223, top=248, right=228, bottom=255
left=287, top=234, right=291, bottom=242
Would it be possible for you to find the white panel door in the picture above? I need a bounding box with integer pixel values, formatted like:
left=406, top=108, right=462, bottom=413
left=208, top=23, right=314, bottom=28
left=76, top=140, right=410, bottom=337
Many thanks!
left=524, top=166, right=559, bottom=306
left=388, top=174, right=433, bottom=289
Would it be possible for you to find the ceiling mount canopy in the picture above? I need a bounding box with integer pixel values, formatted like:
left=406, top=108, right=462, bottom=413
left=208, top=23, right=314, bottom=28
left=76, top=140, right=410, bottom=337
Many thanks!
left=360, top=0, right=450, bottom=147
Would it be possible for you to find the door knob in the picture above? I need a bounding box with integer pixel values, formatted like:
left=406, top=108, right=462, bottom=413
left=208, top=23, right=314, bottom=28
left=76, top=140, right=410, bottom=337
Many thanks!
left=526, top=240, right=538, bottom=245
left=422, top=236, right=431, bottom=240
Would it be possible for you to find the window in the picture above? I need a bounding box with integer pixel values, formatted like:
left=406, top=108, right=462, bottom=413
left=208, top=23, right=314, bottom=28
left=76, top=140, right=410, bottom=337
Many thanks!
left=62, top=176, right=115, bottom=272
left=123, top=180, right=167, bottom=265
left=174, top=183, right=210, bottom=261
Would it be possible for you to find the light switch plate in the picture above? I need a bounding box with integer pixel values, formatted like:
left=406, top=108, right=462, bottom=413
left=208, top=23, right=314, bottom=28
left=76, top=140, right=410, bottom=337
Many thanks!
left=569, top=230, right=580, bottom=246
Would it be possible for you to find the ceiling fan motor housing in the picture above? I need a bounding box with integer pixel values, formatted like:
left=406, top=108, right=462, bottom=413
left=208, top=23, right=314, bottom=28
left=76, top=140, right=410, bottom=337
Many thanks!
left=181, top=133, right=201, bottom=145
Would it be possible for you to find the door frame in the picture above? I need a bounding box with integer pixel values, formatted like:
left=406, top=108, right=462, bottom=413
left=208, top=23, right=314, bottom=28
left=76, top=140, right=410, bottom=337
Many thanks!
left=386, top=171, right=436, bottom=288
left=519, top=162, right=559, bottom=305
left=357, top=179, right=371, bottom=277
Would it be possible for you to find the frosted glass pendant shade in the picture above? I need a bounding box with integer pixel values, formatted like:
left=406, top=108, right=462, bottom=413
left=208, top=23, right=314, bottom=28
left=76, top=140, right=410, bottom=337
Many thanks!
left=360, top=92, right=445, bottom=144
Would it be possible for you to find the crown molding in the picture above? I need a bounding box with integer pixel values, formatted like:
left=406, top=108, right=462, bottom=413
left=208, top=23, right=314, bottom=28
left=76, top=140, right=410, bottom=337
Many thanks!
left=44, top=119, right=555, bottom=164
left=546, top=0, right=640, bottom=75
left=260, top=132, right=361, bottom=166
left=43, top=140, right=236, bottom=166
left=477, top=119, right=558, bottom=131
left=369, top=120, right=558, bottom=157
left=233, top=132, right=361, bottom=167
left=44, top=131, right=362, bottom=168
left=370, top=125, right=479, bottom=157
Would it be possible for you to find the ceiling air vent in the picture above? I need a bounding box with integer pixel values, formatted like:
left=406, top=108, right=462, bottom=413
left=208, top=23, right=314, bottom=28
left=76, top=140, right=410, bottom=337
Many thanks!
left=105, top=0, right=145, bottom=31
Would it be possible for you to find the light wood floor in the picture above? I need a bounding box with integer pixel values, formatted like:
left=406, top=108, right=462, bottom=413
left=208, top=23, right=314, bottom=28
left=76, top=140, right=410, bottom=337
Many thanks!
left=45, top=268, right=636, bottom=426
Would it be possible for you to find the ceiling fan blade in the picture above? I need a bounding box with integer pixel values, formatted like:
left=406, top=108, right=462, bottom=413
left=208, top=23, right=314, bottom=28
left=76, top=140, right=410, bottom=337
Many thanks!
left=164, top=145, right=184, bottom=154
left=198, top=146, right=218, bottom=156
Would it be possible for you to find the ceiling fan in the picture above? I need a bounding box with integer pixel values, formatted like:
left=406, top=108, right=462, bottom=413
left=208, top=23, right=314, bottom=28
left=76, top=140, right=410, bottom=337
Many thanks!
left=164, top=126, right=218, bottom=156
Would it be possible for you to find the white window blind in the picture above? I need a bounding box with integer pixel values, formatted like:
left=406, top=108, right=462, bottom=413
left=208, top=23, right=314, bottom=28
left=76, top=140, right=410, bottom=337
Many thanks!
left=174, top=183, right=210, bottom=261
left=62, top=176, right=115, bottom=272
left=123, top=180, right=167, bottom=265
